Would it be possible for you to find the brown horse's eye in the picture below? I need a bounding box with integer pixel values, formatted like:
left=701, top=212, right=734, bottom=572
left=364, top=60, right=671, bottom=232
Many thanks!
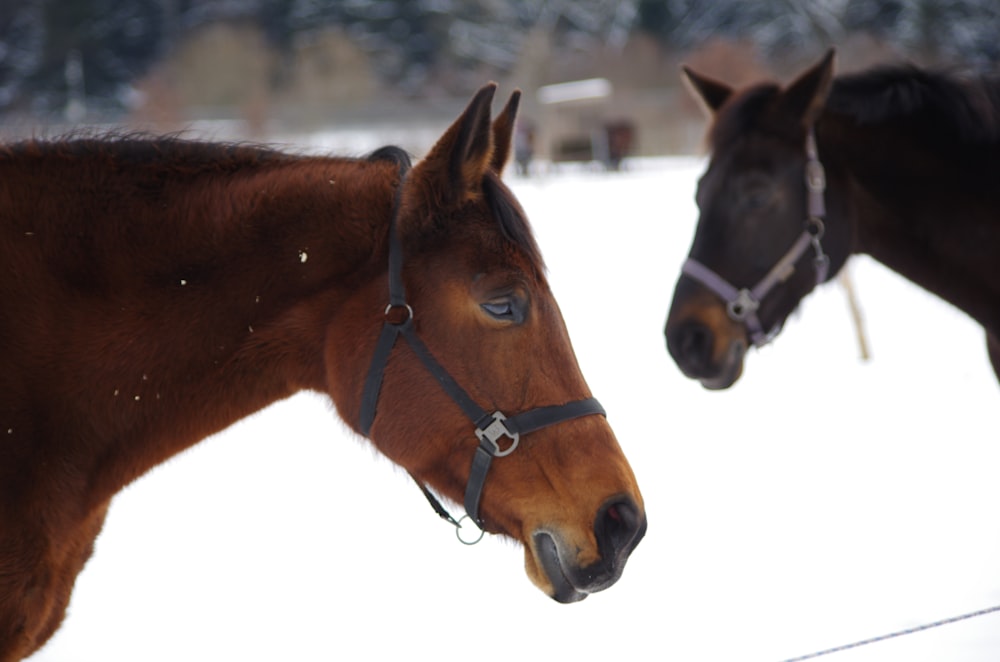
left=481, top=297, right=525, bottom=324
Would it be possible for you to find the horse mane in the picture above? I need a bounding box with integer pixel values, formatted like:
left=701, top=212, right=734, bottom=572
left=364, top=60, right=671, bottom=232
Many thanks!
left=0, top=131, right=298, bottom=174
left=1, top=133, right=543, bottom=275
left=709, top=65, right=1000, bottom=151
left=2, top=133, right=424, bottom=179
left=826, top=65, right=1000, bottom=144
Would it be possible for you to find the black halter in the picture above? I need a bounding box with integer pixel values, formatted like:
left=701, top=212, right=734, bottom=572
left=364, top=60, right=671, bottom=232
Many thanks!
left=358, top=171, right=606, bottom=544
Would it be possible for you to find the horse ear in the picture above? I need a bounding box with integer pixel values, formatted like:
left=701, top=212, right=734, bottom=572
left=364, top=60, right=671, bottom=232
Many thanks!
left=682, top=66, right=733, bottom=115
left=489, top=90, right=521, bottom=174
left=409, top=82, right=497, bottom=210
left=780, top=49, right=836, bottom=126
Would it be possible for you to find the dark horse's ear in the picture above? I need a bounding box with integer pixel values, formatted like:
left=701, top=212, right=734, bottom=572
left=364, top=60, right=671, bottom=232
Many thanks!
left=407, top=82, right=497, bottom=214
left=681, top=66, right=733, bottom=116
left=489, top=90, right=521, bottom=174
left=780, top=49, right=836, bottom=126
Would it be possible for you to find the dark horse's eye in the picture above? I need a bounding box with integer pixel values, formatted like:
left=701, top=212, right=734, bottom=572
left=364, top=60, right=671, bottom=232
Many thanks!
left=481, top=297, right=525, bottom=324
left=745, top=189, right=770, bottom=210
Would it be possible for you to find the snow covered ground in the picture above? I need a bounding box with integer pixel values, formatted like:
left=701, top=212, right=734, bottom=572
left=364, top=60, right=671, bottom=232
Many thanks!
left=29, top=157, right=1000, bottom=662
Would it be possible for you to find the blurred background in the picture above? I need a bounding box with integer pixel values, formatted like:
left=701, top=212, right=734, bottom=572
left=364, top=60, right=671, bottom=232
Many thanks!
left=7, top=3, right=1000, bottom=660
left=2, top=0, right=999, bottom=159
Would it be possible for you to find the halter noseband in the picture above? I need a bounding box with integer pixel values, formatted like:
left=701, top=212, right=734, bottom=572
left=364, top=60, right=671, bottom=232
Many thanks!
left=358, top=171, right=606, bottom=544
left=681, top=127, right=831, bottom=347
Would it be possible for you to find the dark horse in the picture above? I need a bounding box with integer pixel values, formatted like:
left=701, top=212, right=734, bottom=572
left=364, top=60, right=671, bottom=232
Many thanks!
left=0, top=85, right=646, bottom=661
left=665, top=50, right=1000, bottom=389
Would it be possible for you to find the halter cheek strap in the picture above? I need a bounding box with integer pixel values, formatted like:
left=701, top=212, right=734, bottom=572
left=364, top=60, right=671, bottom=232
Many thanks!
left=358, top=171, right=606, bottom=543
left=681, top=127, right=830, bottom=347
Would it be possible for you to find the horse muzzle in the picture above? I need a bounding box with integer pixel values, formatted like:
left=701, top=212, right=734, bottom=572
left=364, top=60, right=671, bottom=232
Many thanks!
left=666, top=316, right=747, bottom=390
left=531, top=496, right=647, bottom=603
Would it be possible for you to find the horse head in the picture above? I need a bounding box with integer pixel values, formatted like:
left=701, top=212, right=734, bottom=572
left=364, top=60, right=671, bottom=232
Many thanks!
left=327, top=84, right=646, bottom=602
left=665, top=50, right=852, bottom=389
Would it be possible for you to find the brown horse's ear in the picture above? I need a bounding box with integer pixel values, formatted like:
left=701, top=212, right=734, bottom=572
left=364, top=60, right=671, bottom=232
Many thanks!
left=409, top=82, right=497, bottom=211
left=490, top=90, right=521, bottom=174
left=780, top=48, right=836, bottom=126
left=682, top=66, right=733, bottom=116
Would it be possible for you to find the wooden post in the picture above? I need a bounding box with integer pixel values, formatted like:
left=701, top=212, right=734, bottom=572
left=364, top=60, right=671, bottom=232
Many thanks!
left=839, top=261, right=871, bottom=361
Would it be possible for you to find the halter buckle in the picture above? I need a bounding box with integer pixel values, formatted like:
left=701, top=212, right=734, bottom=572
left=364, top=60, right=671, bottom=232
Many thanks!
left=806, top=218, right=830, bottom=284
left=475, top=411, right=520, bottom=457
left=726, top=288, right=759, bottom=322
left=805, top=159, right=826, bottom=192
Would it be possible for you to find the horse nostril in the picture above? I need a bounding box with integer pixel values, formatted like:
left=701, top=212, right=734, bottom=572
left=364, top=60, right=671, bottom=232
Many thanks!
left=595, top=497, right=646, bottom=562
left=667, top=320, right=714, bottom=374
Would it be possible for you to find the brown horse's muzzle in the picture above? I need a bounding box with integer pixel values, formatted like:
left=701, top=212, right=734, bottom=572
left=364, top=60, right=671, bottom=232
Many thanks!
left=529, top=495, right=646, bottom=603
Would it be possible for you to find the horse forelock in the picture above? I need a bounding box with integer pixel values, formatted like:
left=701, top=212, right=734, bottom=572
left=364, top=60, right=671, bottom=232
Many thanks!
left=826, top=66, right=1000, bottom=144
left=482, top=172, right=545, bottom=277
left=708, top=83, right=783, bottom=150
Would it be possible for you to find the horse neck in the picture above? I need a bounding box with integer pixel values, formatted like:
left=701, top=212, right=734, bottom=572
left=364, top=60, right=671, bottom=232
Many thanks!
left=6, top=151, right=398, bottom=505
left=819, top=113, right=1000, bottom=330
left=186, top=155, right=397, bottom=374
left=132, top=155, right=398, bottom=389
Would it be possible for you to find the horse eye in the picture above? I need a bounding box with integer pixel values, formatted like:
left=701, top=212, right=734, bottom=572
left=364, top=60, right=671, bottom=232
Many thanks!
left=746, top=190, right=768, bottom=209
left=736, top=173, right=775, bottom=212
left=742, top=185, right=774, bottom=211
left=482, top=300, right=512, bottom=318
left=481, top=298, right=524, bottom=323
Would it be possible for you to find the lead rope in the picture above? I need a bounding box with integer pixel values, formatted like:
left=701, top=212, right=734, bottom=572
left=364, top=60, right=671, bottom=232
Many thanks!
left=780, top=602, right=1000, bottom=661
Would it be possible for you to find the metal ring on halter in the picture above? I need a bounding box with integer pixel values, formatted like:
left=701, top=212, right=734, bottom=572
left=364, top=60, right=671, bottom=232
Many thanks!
left=726, top=288, right=759, bottom=322
left=455, top=514, right=485, bottom=545
left=806, top=217, right=825, bottom=240
left=384, top=303, right=413, bottom=322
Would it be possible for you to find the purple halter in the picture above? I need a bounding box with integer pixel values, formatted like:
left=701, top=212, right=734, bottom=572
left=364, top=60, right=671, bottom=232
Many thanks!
left=681, top=127, right=831, bottom=347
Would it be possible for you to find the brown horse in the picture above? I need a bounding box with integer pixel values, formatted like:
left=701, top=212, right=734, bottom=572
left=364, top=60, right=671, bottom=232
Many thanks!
left=0, top=84, right=646, bottom=661
left=665, top=50, right=1000, bottom=389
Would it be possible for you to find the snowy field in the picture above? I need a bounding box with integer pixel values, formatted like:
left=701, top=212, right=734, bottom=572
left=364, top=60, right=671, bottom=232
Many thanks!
left=29, top=156, right=1000, bottom=661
